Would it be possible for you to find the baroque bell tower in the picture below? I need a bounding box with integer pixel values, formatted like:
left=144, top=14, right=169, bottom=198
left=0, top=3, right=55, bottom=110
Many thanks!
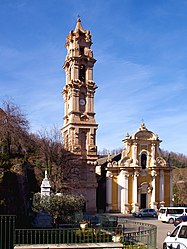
left=62, top=18, right=98, bottom=163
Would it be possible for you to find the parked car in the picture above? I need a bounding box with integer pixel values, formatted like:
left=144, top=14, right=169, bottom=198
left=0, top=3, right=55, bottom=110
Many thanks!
left=132, top=208, right=157, bottom=218
left=163, top=221, right=187, bottom=249
left=174, top=215, right=187, bottom=227
left=158, top=206, right=187, bottom=224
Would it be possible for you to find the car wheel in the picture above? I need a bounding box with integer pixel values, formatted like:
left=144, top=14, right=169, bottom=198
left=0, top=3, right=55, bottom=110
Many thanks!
left=169, top=218, right=174, bottom=224
left=138, top=214, right=142, bottom=218
left=163, top=243, right=167, bottom=249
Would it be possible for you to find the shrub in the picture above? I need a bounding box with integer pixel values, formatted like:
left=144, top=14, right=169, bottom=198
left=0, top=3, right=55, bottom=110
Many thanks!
left=32, top=193, right=85, bottom=222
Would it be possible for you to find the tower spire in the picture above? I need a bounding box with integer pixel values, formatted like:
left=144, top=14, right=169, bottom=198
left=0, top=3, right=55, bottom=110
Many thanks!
left=74, top=17, right=83, bottom=32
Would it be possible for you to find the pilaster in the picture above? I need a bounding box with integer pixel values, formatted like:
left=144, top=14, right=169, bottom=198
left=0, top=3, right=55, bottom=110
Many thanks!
left=150, top=169, right=157, bottom=210
left=132, top=170, right=139, bottom=212
left=159, top=169, right=165, bottom=206
left=119, top=170, right=129, bottom=214
left=106, top=171, right=113, bottom=212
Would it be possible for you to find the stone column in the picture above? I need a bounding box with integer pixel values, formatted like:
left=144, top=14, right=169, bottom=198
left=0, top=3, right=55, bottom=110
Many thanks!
left=106, top=171, right=112, bottom=212
left=118, top=172, right=122, bottom=211
left=132, top=171, right=139, bottom=212
left=124, top=171, right=129, bottom=213
left=159, top=170, right=165, bottom=206
left=118, top=170, right=129, bottom=214
left=86, top=90, right=91, bottom=113
left=150, top=169, right=157, bottom=209
left=90, top=90, right=94, bottom=114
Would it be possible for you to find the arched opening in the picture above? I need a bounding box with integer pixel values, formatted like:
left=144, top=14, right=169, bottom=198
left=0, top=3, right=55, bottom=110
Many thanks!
left=141, top=154, right=147, bottom=169
left=80, top=47, right=84, bottom=55
left=79, top=65, right=85, bottom=82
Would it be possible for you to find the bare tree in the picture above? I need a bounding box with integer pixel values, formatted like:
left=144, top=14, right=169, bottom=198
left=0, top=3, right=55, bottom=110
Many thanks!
left=32, top=127, right=77, bottom=193
left=0, top=99, right=30, bottom=157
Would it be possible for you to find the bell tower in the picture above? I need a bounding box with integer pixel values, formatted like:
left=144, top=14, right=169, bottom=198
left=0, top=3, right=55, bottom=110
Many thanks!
left=62, top=18, right=98, bottom=163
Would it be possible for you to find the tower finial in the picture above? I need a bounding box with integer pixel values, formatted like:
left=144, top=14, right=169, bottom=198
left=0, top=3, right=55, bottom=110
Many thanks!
left=75, top=16, right=83, bottom=32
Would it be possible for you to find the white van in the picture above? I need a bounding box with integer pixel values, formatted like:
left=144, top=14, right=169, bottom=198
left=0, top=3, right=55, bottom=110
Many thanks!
left=158, top=207, right=187, bottom=224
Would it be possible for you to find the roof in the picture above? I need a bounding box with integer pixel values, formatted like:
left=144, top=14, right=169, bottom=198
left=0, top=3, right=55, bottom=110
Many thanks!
left=97, top=153, right=122, bottom=166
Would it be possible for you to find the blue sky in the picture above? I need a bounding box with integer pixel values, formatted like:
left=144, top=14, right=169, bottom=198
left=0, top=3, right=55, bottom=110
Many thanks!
left=1, top=0, right=187, bottom=155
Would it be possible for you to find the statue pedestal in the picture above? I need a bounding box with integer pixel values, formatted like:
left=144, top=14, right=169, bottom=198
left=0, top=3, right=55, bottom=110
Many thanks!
left=32, top=211, right=53, bottom=228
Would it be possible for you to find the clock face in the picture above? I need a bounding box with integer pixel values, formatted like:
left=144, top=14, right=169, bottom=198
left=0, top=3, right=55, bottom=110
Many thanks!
left=79, top=98, right=86, bottom=106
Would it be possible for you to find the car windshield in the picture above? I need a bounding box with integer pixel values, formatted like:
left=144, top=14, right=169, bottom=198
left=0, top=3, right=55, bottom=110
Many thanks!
left=170, top=226, right=180, bottom=237
left=178, top=226, right=187, bottom=239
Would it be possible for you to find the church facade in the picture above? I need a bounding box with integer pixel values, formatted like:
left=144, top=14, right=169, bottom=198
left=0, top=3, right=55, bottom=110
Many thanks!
left=62, top=19, right=173, bottom=213
left=105, top=123, right=173, bottom=213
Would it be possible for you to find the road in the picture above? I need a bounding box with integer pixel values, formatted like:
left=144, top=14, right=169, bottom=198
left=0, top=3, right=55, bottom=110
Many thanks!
left=131, top=217, right=174, bottom=249
left=109, top=214, right=175, bottom=249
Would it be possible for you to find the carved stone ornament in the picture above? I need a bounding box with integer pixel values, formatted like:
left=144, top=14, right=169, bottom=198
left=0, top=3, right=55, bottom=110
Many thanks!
left=89, top=145, right=96, bottom=152
left=156, top=157, right=166, bottom=167
left=134, top=171, right=139, bottom=177
left=107, top=162, right=112, bottom=167
left=151, top=169, right=157, bottom=177
left=112, top=161, right=118, bottom=167
left=73, top=145, right=81, bottom=151
left=106, top=171, right=112, bottom=178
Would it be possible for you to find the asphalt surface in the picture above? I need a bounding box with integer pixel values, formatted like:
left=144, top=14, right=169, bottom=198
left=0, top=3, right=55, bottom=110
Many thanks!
left=108, top=214, right=175, bottom=249
left=131, top=217, right=174, bottom=249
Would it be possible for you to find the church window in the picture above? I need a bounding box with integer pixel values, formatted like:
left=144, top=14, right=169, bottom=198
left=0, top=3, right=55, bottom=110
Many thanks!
left=141, top=153, right=147, bottom=169
left=79, top=65, right=85, bottom=82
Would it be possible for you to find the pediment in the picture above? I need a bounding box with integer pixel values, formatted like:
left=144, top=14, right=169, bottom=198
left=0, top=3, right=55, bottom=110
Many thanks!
left=135, top=131, right=154, bottom=140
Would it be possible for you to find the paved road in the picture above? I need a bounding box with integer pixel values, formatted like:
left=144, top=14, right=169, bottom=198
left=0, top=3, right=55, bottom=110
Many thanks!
left=131, top=217, right=174, bottom=249
left=109, top=214, right=175, bottom=249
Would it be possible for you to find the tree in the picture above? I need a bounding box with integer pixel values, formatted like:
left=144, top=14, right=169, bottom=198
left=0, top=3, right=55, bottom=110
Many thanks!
left=0, top=99, right=30, bottom=157
left=31, top=127, right=80, bottom=193
left=0, top=99, right=34, bottom=215
left=173, top=168, right=187, bottom=205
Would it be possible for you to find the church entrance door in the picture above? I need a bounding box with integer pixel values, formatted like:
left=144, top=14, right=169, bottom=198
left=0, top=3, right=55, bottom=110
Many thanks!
left=141, top=193, right=147, bottom=209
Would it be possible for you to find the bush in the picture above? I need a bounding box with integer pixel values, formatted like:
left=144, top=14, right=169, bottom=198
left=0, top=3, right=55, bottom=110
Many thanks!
left=32, top=193, right=85, bottom=222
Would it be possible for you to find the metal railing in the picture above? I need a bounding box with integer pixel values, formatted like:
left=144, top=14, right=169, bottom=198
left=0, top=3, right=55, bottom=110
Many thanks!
left=15, top=227, right=113, bottom=244
left=0, top=214, right=157, bottom=249
left=0, top=215, right=16, bottom=249
left=14, top=224, right=156, bottom=248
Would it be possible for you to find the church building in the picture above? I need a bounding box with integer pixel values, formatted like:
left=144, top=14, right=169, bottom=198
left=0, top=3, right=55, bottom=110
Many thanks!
left=62, top=18, right=173, bottom=213
left=103, top=123, right=173, bottom=213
